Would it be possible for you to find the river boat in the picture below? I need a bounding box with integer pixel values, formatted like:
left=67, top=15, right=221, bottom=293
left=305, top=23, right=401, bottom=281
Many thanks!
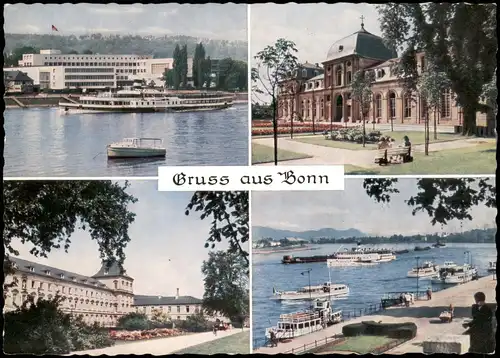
left=59, top=88, right=234, bottom=113
left=265, top=299, right=343, bottom=340
left=270, top=283, right=350, bottom=301
left=282, top=254, right=335, bottom=264
left=432, top=241, right=446, bottom=248
left=487, top=261, right=496, bottom=272
left=327, top=252, right=381, bottom=267
left=377, top=252, right=396, bottom=262
left=394, top=249, right=410, bottom=254
left=414, top=246, right=432, bottom=251
left=107, top=138, right=166, bottom=158
left=407, top=261, right=439, bottom=278
left=431, top=262, right=477, bottom=284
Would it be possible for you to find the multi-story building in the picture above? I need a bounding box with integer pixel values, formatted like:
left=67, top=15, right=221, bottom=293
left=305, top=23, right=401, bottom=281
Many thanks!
left=4, top=70, right=34, bottom=94
left=3, top=257, right=215, bottom=326
left=4, top=49, right=194, bottom=90
left=277, top=23, right=489, bottom=128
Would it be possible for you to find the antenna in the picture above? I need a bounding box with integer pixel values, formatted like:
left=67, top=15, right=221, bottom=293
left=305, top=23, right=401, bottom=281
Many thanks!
left=360, top=15, right=365, bottom=29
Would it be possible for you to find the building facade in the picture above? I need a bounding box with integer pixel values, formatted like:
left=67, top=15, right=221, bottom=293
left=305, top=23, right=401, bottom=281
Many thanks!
left=277, top=24, right=486, bottom=126
left=4, top=70, right=34, bottom=94
left=3, top=257, right=214, bottom=327
left=4, top=49, right=194, bottom=90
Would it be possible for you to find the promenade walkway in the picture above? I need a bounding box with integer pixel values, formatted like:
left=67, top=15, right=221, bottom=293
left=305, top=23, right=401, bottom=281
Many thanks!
left=71, top=328, right=248, bottom=356
left=254, top=275, right=496, bottom=354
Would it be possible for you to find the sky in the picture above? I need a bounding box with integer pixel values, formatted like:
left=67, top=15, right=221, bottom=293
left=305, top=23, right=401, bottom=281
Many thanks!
left=252, top=178, right=496, bottom=236
left=11, top=181, right=249, bottom=299
left=4, top=3, right=247, bottom=41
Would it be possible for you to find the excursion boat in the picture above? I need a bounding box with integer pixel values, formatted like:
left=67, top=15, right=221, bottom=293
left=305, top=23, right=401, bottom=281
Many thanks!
left=407, top=261, right=439, bottom=278
left=377, top=252, right=396, bottom=262
left=59, top=88, right=234, bottom=113
left=487, top=261, right=496, bottom=272
left=107, top=138, right=166, bottom=158
left=431, top=263, right=477, bottom=284
left=270, top=282, right=350, bottom=301
left=327, top=252, right=381, bottom=267
left=265, top=299, right=342, bottom=340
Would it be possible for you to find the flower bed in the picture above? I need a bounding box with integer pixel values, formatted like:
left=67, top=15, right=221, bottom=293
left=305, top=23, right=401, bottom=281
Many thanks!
left=328, top=128, right=382, bottom=143
left=109, top=328, right=186, bottom=341
left=252, top=123, right=344, bottom=136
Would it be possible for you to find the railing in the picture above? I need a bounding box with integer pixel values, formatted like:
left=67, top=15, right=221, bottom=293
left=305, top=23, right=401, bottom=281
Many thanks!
left=371, top=338, right=409, bottom=354
left=284, top=335, right=345, bottom=354
left=341, top=302, right=384, bottom=321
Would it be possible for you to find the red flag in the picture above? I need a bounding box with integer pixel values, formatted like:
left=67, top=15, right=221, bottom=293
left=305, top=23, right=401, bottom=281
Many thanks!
left=51, top=25, right=59, bottom=32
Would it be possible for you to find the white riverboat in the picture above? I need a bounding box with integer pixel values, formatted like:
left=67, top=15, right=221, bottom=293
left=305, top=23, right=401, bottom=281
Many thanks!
left=327, top=252, right=381, bottom=267
left=59, top=88, right=234, bottom=113
left=377, top=252, right=396, bottom=262
left=431, top=263, right=477, bottom=284
left=270, top=282, right=349, bottom=301
left=487, top=261, right=496, bottom=272
left=107, top=138, right=166, bottom=158
left=265, top=299, right=343, bottom=340
left=407, top=261, right=439, bottom=278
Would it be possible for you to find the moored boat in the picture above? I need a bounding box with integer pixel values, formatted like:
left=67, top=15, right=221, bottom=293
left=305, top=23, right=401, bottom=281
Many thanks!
left=270, top=282, right=349, bottom=301
left=407, top=261, right=439, bottom=278
left=107, top=138, right=166, bottom=158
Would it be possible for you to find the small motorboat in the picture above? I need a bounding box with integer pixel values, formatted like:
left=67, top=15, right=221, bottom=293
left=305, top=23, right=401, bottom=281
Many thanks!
left=107, top=137, right=166, bottom=158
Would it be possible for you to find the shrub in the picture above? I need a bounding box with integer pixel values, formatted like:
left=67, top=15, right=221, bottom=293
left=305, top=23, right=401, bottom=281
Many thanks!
left=342, top=322, right=366, bottom=336
left=175, top=312, right=214, bottom=332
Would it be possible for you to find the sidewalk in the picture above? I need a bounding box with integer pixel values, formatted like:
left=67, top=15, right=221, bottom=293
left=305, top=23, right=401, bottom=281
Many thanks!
left=71, top=328, right=248, bottom=356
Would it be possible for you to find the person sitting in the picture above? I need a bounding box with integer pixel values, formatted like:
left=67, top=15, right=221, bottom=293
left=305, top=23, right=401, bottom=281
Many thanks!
left=462, top=291, right=495, bottom=353
left=448, top=303, right=454, bottom=322
left=377, top=137, right=389, bottom=150
left=403, top=135, right=411, bottom=147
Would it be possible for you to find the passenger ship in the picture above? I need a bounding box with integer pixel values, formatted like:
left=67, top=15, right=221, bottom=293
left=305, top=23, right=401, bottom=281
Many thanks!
left=270, top=282, right=349, bottom=301
left=431, top=263, right=477, bottom=284
left=407, top=261, right=439, bottom=278
left=59, top=88, right=234, bottom=114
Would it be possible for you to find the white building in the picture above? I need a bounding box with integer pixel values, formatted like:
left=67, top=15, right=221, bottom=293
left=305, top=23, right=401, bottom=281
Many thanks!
left=5, top=49, right=193, bottom=90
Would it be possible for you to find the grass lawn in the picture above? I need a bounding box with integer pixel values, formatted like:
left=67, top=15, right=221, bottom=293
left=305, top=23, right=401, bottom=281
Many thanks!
left=293, top=131, right=463, bottom=151
left=172, top=331, right=250, bottom=354
left=348, top=142, right=496, bottom=175
left=252, top=143, right=312, bottom=164
left=313, top=335, right=397, bottom=354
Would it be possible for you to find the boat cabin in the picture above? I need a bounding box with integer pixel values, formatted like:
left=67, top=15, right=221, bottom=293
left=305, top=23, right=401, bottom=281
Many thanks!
left=113, top=137, right=164, bottom=148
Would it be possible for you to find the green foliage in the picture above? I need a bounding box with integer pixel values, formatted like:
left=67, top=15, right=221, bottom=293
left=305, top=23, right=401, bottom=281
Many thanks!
left=329, top=128, right=382, bottom=143
left=163, top=69, right=175, bottom=89
left=417, top=61, right=452, bottom=111
left=252, top=103, right=273, bottom=119
left=201, top=250, right=249, bottom=322
left=185, top=191, right=249, bottom=267
left=3, top=181, right=137, bottom=269
left=175, top=312, right=213, bottom=332
left=193, top=43, right=208, bottom=89
left=481, top=70, right=497, bottom=117
left=351, top=69, right=376, bottom=117
left=172, top=44, right=182, bottom=90
left=4, top=295, right=113, bottom=354
left=362, top=178, right=495, bottom=226
left=377, top=3, right=497, bottom=135
left=4, top=45, right=39, bottom=66
left=179, top=44, right=189, bottom=88
left=216, top=58, right=248, bottom=91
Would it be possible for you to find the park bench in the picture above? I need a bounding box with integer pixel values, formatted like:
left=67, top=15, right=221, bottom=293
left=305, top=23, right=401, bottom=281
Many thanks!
left=374, top=146, right=413, bottom=165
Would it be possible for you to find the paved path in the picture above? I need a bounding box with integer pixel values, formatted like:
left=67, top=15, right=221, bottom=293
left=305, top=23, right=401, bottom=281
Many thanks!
left=254, top=276, right=496, bottom=354
left=252, top=137, right=494, bottom=167
left=71, top=328, right=249, bottom=356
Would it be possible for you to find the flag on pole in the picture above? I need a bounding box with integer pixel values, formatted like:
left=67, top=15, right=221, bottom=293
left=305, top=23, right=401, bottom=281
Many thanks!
left=272, top=287, right=276, bottom=294
left=51, top=25, right=59, bottom=32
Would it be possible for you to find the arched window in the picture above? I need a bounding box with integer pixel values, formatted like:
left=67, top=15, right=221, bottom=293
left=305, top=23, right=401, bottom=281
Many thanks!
left=320, top=98, right=324, bottom=118
left=336, top=67, right=342, bottom=86
left=441, top=89, right=451, bottom=117
left=388, top=92, right=396, bottom=118
left=403, top=93, right=412, bottom=118
left=375, top=94, right=382, bottom=118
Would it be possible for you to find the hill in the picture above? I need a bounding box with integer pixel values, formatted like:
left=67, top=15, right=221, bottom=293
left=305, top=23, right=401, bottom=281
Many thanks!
left=252, top=227, right=367, bottom=241
left=4, top=33, right=248, bottom=61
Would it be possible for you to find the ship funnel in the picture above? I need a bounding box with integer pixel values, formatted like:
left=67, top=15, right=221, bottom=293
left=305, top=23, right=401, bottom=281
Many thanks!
left=176, top=288, right=179, bottom=299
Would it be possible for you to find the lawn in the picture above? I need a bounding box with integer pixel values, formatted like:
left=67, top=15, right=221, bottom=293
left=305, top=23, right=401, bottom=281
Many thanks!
left=252, top=143, right=312, bottom=164
left=293, top=131, right=463, bottom=151
left=172, top=331, right=250, bottom=354
left=312, top=335, right=398, bottom=354
left=348, top=142, right=496, bottom=175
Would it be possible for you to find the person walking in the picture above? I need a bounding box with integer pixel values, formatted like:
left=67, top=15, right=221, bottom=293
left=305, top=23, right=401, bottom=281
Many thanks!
left=213, top=325, right=217, bottom=336
left=462, top=292, right=495, bottom=353
left=426, top=287, right=432, bottom=300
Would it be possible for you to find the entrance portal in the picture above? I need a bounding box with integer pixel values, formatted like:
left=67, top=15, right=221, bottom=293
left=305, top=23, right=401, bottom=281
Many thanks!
left=335, top=95, right=343, bottom=122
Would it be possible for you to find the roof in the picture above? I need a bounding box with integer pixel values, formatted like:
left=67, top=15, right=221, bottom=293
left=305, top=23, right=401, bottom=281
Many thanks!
left=308, top=74, right=325, bottom=81
left=133, top=294, right=203, bottom=306
left=326, top=25, right=397, bottom=62
left=92, top=260, right=132, bottom=279
left=4, top=70, right=34, bottom=83
left=301, top=62, right=323, bottom=70
left=7, top=257, right=108, bottom=289
left=366, top=58, right=400, bottom=70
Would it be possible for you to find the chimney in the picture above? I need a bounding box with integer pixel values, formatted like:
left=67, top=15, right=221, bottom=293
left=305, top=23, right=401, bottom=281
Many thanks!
left=176, top=288, right=179, bottom=299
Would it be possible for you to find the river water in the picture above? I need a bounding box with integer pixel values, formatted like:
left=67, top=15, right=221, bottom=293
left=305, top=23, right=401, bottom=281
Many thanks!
left=4, top=104, right=248, bottom=177
left=252, top=242, right=496, bottom=348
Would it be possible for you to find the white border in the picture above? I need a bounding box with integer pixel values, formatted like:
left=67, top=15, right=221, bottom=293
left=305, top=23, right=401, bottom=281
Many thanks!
left=247, top=4, right=253, bottom=354
left=3, top=177, right=159, bottom=181
left=247, top=3, right=252, bottom=169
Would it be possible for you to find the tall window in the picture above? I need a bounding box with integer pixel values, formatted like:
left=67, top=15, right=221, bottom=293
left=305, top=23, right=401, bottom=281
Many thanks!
left=177, top=306, right=181, bottom=313
left=336, top=67, right=342, bottom=86
left=441, top=89, right=451, bottom=117
left=301, top=69, right=307, bottom=78
left=375, top=94, right=382, bottom=118
left=301, top=101, right=305, bottom=119
left=186, top=306, right=190, bottom=313
left=312, top=99, right=316, bottom=119
left=320, top=98, right=324, bottom=118
left=306, top=100, right=310, bottom=118
left=346, top=71, right=352, bottom=85
left=404, top=94, right=412, bottom=118
left=389, top=92, right=396, bottom=118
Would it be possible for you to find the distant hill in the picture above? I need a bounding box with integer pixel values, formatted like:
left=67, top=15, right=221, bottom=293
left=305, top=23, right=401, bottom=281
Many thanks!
left=252, top=227, right=368, bottom=241
left=4, top=33, right=248, bottom=61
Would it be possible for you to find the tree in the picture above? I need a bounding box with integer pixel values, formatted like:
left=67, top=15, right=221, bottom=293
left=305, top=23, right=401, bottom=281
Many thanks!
left=193, top=43, right=206, bottom=89
left=203, top=56, right=213, bottom=89
left=3, top=46, right=39, bottom=67
left=351, top=69, right=376, bottom=147
left=362, top=178, right=495, bottom=226
left=179, top=44, right=189, bottom=88
left=417, top=60, right=452, bottom=147
left=253, top=38, right=299, bottom=165
left=377, top=3, right=497, bottom=136
left=172, top=44, right=182, bottom=90
left=201, top=251, right=249, bottom=323
left=163, top=69, right=175, bottom=89
left=151, top=308, right=171, bottom=325
left=3, top=181, right=137, bottom=274
left=185, top=191, right=249, bottom=268
left=481, top=69, right=497, bottom=137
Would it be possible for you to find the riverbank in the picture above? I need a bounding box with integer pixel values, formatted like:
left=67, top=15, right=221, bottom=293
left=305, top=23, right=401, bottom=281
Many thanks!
left=253, top=246, right=317, bottom=255
left=254, top=275, right=496, bottom=354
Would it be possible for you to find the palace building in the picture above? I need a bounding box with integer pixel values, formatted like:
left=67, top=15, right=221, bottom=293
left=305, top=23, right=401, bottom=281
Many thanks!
left=3, top=257, right=209, bottom=327
left=277, top=21, right=487, bottom=127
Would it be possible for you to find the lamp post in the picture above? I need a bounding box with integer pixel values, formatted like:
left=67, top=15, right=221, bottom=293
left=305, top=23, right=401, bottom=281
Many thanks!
left=416, top=256, right=420, bottom=299
left=301, top=268, right=313, bottom=310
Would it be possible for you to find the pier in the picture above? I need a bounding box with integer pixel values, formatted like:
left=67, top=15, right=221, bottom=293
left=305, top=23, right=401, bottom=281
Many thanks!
left=254, top=275, right=496, bottom=354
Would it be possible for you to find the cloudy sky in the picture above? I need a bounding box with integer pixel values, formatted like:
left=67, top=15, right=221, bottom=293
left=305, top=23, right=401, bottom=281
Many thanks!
left=251, top=3, right=381, bottom=65
left=11, top=181, right=248, bottom=299
left=252, top=178, right=496, bottom=236
left=4, top=3, right=247, bottom=41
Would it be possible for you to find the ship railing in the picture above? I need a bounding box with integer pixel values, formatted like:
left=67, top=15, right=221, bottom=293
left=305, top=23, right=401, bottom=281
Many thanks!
left=279, top=312, right=320, bottom=323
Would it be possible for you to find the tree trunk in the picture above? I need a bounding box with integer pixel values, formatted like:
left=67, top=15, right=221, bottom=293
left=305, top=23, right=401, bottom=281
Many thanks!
left=461, top=103, right=477, bottom=136
left=424, top=107, right=429, bottom=156
left=433, top=110, right=437, bottom=140
left=290, top=97, right=294, bottom=139
left=272, top=98, right=278, bottom=166
left=362, top=110, right=366, bottom=148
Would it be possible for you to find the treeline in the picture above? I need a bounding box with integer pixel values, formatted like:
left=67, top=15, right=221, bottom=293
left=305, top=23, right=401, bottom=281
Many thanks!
left=164, top=42, right=247, bottom=91
left=310, top=228, right=496, bottom=245
left=3, top=33, right=247, bottom=65
left=252, top=103, right=273, bottom=119
left=255, top=237, right=308, bottom=247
